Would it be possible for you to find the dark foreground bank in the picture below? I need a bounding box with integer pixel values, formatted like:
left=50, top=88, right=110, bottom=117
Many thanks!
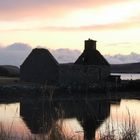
left=0, top=79, right=140, bottom=102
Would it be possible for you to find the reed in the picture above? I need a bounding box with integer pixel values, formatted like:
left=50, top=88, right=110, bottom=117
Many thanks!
left=99, top=112, right=139, bottom=140
left=0, top=115, right=139, bottom=140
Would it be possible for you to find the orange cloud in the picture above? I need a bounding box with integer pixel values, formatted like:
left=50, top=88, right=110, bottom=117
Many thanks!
left=0, top=19, right=139, bottom=33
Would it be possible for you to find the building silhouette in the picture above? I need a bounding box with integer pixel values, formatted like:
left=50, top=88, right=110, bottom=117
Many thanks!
left=20, top=48, right=59, bottom=84
left=20, top=39, right=110, bottom=86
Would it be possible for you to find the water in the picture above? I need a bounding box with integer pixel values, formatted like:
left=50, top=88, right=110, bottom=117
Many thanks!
left=0, top=73, right=140, bottom=139
left=0, top=98, right=140, bottom=140
left=111, top=73, right=140, bottom=80
left=0, top=103, right=31, bottom=139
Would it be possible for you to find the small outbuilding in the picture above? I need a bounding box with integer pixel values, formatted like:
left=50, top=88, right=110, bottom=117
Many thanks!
left=20, top=48, right=59, bottom=84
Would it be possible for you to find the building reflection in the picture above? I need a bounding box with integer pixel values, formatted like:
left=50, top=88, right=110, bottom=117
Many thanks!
left=20, top=97, right=121, bottom=140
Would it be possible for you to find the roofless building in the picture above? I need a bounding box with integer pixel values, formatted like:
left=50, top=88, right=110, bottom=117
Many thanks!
left=20, top=39, right=110, bottom=86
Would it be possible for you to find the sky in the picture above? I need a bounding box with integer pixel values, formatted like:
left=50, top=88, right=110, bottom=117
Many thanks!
left=0, top=43, right=140, bottom=66
left=0, top=0, right=140, bottom=56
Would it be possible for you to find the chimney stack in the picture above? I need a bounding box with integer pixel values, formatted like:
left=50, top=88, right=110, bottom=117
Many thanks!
left=84, top=38, right=96, bottom=51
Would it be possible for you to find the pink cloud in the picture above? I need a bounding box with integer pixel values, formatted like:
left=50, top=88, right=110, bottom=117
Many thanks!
left=0, top=0, right=130, bottom=20
left=0, top=0, right=127, bottom=10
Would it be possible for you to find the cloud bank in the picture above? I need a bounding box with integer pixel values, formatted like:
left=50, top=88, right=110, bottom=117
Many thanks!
left=0, top=43, right=32, bottom=66
left=0, top=43, right=140, bottom=67
left=105, top=53, right=140, bottom=64
left=0, top=43, right=81, bottom=66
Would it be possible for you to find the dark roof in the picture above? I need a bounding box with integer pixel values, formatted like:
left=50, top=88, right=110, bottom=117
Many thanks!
left=75, top=49, right=109, bottom=66
left=0, top=65, right=19, bottom=77
left=21, top=48, right=58, bottom=67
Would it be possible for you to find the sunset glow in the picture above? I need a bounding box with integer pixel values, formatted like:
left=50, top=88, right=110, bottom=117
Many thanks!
left=0, top=0, right=140, bottom=55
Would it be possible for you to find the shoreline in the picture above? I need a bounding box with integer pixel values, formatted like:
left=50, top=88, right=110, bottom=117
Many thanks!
left=0, top=79, right=140, bottom=103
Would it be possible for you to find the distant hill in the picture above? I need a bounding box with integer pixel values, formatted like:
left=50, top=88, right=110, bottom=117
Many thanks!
left=111, top=62, right=140, bottom=73
left=0, top=65, right=19, bottom=77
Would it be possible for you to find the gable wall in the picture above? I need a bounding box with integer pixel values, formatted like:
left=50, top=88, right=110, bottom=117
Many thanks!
left=59, top=65, right=110, bottom=87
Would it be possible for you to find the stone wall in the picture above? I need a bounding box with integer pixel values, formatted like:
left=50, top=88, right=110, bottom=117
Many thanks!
left=59, top=64, right=110, bottom=87
left=20, top=64, right=59, bottom=84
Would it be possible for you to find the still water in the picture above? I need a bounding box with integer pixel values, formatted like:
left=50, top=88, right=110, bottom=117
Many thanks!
left=0, top=73, right=140, bottom=139
left=0, top=98, right=140, bottom=140
left=111, top=73, right=140, bottom=80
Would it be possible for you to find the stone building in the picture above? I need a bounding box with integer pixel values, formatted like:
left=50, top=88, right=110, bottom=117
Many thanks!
left=59, top=39, right=110, bottom=86
left=20, top=48, right=59, bottom=84
left=20, top=39, right=110, bottom=86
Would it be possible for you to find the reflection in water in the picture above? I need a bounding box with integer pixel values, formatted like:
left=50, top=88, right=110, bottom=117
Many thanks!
left=98, top=99, right=140, bottom=139
left=20, top=99, right=111, bottom=140
left=0, top=103, right=30, bottom=138
left=3, top=98, right=140, bottom=139
left=110, top=100, right=140, bottom=129
left=111, top=73, right=140, bottom=80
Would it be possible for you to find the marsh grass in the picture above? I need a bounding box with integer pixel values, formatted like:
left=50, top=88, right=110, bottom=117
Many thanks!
left=0, top=117, right=81, bottom=140
left=0, top=77, right=19, bottom=85
left=0, top=122, right=18, bottom=140
left=0, top=99, right=139, bottom=140
left=120, top=116, right=138, bottom=140
left=0, top=115, right=139, bottom=140
left=0, top=89, right=139, bottom=140
left=99, top=111, right=139, bottom=140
